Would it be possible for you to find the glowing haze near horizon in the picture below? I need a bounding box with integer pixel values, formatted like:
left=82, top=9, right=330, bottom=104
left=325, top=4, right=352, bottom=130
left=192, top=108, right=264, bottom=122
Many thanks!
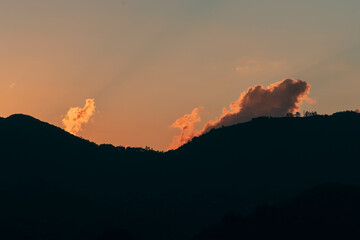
left=1, top=0, right=360, bottom=150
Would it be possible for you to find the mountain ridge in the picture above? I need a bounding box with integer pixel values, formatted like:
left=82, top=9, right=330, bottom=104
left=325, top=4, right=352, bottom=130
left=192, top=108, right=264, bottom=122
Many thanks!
left=0, top=111, right=360, bottom=239
left=1, top=110, right=359, bottom=153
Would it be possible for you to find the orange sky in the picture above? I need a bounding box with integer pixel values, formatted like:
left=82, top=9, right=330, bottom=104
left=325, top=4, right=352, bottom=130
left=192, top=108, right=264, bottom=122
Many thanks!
left=1, top=1, right=360, bottom=150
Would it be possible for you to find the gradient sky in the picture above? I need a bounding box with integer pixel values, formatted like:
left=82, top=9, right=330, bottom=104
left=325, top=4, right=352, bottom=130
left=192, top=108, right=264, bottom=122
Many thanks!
left=1, top=0, right=360, bottom=150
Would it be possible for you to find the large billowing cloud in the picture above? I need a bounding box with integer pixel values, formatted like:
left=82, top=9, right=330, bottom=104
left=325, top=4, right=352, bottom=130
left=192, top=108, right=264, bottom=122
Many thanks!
left=168, top=79, right=312, bottom=150
left=62, top=99, right=96, bottom=135
left=201, top=79, right=311, bottom=133
left=168, top=107, right=201, bottom=150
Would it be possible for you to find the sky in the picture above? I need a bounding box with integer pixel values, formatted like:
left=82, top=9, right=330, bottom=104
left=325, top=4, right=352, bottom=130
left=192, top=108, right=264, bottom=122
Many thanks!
left=1, top=0, right=360, bottom=150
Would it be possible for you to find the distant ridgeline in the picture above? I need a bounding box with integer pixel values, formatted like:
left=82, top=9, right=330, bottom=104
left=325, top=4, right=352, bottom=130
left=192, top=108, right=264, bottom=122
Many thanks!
left=0, top=111, right=359, bottom=240
left=194, top=183, right=360, bottom=240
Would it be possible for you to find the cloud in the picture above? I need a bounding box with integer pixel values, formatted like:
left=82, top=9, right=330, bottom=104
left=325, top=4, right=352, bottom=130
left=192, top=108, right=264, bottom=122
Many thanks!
left=168, top=79, right=312, bottom=150
left=235, top=66, right=250, bottom=71
left=9, top=83, right=15, bottom=88
left=201, top=79, right=311, bottom=133
left=168, top=107, right=201, bottom=150
left=234, top=59, right=290, bottom=74
left=62, top=99, right=96, bottom=135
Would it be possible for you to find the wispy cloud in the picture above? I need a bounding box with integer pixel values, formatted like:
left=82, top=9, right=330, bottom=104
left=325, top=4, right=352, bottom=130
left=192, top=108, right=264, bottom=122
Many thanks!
left=235, top=66, right=250, bottom=71
left=235, top=59, right=290, bottom=74
left=168, top=107, right=201, bottom=150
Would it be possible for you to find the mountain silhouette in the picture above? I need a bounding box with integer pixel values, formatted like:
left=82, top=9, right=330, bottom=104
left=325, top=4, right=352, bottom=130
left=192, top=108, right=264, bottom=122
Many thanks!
left=193, top=183, right=360, bottom=240
left=0, top=111, right=360, bottom=239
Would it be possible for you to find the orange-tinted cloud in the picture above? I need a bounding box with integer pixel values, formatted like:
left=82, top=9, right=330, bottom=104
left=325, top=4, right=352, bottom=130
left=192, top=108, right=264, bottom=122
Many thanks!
left=62, top=98, right=96, bottom=135
left=168, top=79, right=312, bottom=150
left=168, top=107, right=201, bottom=150
left=235, top=66, right=250, bottom=71
left=201, top=79, right=311, bottom=133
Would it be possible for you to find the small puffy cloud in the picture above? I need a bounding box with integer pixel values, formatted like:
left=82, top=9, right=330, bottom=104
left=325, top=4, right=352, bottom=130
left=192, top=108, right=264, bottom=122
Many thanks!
left=62, top=99, right=96, bottom=135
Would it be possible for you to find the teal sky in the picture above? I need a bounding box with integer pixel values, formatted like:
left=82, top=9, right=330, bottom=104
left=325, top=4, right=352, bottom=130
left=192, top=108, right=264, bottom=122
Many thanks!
left=1, top=0, right=359, bottom=150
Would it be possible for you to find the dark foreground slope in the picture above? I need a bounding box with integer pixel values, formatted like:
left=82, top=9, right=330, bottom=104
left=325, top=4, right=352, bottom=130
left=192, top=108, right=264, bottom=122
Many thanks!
left=0, top=111, right=360, bottom=239
left=194, top=183, right=360, bottom=240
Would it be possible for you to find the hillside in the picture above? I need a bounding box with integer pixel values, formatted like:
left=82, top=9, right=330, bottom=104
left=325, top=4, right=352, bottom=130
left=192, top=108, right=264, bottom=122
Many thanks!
left=193, top=183, right=360, bottom=240
left=0, top=111, right=360, bottom=239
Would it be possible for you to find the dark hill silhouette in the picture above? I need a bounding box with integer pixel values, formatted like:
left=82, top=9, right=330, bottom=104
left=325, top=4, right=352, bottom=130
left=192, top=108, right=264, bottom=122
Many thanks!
left=0, top=111, right=360, bottom=239
left=193, top=183, right=360, bottom=240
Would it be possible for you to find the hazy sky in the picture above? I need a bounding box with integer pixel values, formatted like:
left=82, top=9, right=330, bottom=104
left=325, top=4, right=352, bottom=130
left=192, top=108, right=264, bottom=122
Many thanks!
left=1, top=0, right=360, bottom=150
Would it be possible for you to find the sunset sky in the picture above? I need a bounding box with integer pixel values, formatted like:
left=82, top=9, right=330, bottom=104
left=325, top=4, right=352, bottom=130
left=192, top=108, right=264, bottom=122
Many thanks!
left=1, top=0, right=360, bottom=150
